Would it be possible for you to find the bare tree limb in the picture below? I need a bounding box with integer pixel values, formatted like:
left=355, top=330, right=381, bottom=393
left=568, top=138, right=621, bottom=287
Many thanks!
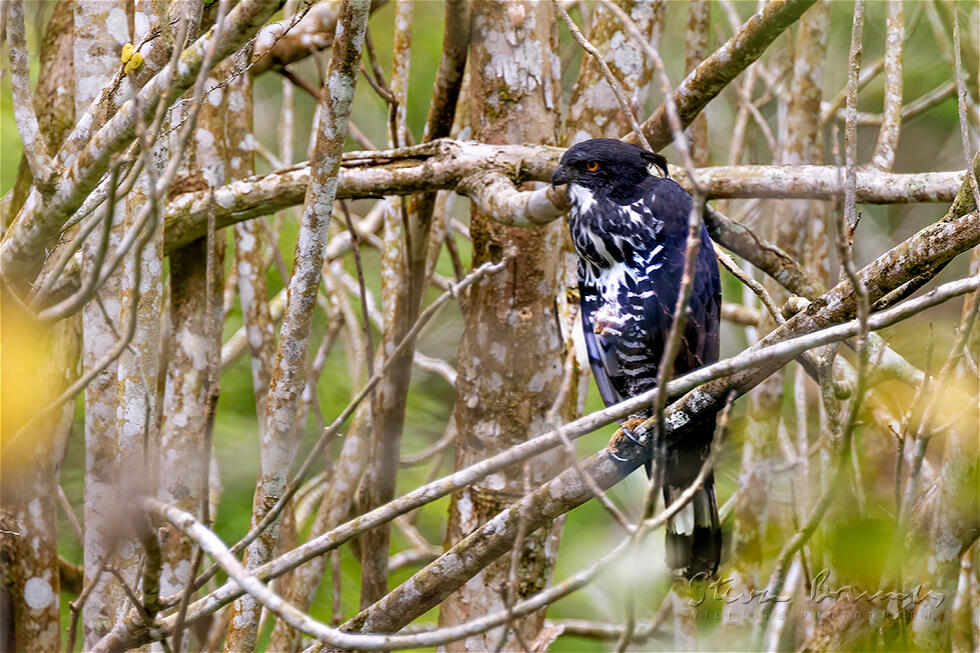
left=224, top=0, right=369, bottom=649
left=870, top=0, right=904, bottom=171
left=1, top=0, right=285, bottom=290
left=626, top=0, right=818, bottom=151
left=359, top=0, right=417, bottom=610
left=117, top=229, right=980, bottom=651
left=158, top=143, right=965, bottom=252
left=249, top=0, right=387, bottom=76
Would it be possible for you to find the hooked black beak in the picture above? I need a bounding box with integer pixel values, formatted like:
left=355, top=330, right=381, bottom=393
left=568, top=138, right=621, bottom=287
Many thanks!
left=551, top=165, right=573, bottom=187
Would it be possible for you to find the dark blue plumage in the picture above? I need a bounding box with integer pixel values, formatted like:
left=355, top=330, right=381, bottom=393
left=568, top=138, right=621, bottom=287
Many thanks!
left=552, top=138, right=722, bottom=579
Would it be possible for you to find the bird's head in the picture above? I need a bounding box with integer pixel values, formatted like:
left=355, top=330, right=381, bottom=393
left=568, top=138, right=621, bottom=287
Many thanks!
left=550, top=138, right=668, bottom=198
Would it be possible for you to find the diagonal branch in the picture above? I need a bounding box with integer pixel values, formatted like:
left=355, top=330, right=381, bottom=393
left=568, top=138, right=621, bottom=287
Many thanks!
left=0, top=0, right=285, bottom=290
left=626, top=0, right=818, bottom=151
left=341, top=259, right=980, bottom=641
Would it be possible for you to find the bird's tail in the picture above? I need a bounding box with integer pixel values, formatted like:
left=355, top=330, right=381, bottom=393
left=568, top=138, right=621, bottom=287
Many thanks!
left=661, top=445, right=721, bottom=579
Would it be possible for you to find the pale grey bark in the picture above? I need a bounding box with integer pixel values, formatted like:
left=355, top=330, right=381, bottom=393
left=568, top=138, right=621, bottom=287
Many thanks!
left=157, top=151, right=966, bottom=252
left=224, top=1, right=370, bottom=649
left=439, top=3, right=565, bottom=649
left=75, top=2, right=132, bottom=644
left=2, top=0, right=283, bottom=290
left=112, top=2, right=166, bottom=622
left=157, top=65, right=228, bottom=648
left=360, top=0, right=417, bottom=609
left=0, top=320, right=78, bottom=652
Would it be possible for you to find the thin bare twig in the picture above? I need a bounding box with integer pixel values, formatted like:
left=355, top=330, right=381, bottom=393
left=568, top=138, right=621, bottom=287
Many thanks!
left=58, top=485, right=84, bottom=546
left=553, top=1, right=652, bottom=151
left=494, top=461, right=534, bottom=653
left=67, top=556, right=110, bottom=653
left=398, top=419, right=458, bottom=467
left=871, top=0, right=905, bottom=171
left=340, top=201, right=376, bottom=380
left=548, top=355, right=635, bottom=535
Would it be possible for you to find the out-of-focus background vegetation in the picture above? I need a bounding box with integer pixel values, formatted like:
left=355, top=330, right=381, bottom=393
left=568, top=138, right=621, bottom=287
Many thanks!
left=2, top=1, right=975, bottom=650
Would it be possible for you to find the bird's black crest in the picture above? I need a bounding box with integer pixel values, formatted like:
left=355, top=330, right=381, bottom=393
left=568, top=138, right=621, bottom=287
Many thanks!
left=551, top=139, right=671, bottom=204
left=561, top=138, right=669, bottom=178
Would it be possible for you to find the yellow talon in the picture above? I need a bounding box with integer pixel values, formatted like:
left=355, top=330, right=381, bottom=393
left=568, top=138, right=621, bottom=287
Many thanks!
left=121, top=42, right=135, bottom=63
left=124, top=52, right=143, bottom=75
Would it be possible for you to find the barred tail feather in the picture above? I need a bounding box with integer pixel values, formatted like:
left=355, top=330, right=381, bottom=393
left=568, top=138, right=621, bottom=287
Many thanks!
left=663, top=474, right=721, bottom=579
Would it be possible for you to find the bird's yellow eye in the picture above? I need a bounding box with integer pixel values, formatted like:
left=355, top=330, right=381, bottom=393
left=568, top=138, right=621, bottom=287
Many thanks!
left=586, top=161, right=599, bottom=171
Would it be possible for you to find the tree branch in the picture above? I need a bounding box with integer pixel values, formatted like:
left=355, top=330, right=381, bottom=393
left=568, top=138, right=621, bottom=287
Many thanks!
left=103, top=206, right=980, bottom=651
left=1, top=0, right=285, bottom=290
left=224, top=0, right=369, bottom=648
left=158, top=140, right=965, bottom=251
left=626, top=0, right=818, bottom=151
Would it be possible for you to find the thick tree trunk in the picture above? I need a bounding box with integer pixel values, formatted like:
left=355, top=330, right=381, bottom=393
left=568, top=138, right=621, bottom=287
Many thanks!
left=0, top=317, right=79, bottom=652
left=439, top=2, right=565, bottom=649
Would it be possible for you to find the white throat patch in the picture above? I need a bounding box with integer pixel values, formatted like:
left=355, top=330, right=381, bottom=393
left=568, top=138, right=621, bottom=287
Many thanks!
left=567, top=183, right=597, bottom=213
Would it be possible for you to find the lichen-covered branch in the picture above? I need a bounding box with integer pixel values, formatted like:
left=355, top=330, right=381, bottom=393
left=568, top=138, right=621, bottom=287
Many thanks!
left=94, top=248, right=980, bottom=651
left=341, top=226, right=980, bottom=638
left=870, top=0, right=904, bottom=171
left=47, top=155, right=968, bottom=317
left=554, top=0, right=652, bottom=150
left=5, top=0, right=54, bottom=189
left=75, top=2, right=132, bottom=644
left=160, top=142, right=965, bottom=250
left=684, top=0, right=711, bottom=166
left=1, top=0, right=284, bottom=290
left=566, top=0, right=662, bottom=143
left=360, top=0, right=416, bottom=610
left=0, top=318, right=79, bottom=652
left=225, top=2, right=368, bottom=647
left=2, top=0, right=75, bottom=227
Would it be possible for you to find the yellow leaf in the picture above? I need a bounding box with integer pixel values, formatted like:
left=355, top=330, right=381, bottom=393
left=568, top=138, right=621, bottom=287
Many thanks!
left=124, top=52, right=143, bottom=75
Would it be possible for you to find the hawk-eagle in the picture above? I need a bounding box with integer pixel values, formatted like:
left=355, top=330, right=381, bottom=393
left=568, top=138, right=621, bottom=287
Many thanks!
left=552, top=138, right=722, bottom=579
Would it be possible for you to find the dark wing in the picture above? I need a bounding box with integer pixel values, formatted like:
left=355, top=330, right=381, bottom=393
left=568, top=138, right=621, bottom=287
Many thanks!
left=634, top=178, right=721, bottom=376
left=579, top=266, right=626, bottom=407
left=677, top=227, right=722, bottom=373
